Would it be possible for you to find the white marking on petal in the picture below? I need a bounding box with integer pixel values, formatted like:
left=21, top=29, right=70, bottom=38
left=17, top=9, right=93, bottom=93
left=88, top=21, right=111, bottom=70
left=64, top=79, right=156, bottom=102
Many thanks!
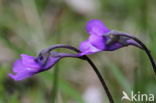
left=26, top=68, right=37, bottom=71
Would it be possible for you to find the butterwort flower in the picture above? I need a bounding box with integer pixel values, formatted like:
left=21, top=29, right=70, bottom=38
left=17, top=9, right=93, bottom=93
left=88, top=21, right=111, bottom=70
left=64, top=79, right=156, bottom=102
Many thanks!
left=9, top=53, right=61, bottom=81
left=79, top=19, right=141, bottom=56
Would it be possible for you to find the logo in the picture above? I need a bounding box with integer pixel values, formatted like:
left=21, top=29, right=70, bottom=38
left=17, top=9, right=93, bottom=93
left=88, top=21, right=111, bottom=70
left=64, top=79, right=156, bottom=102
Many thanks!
left=121, top=91, right=154, bottom=102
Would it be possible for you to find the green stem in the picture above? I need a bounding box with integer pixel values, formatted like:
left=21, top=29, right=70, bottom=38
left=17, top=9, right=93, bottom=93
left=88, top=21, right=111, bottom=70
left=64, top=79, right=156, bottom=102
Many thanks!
left=51, top=64, right=59, bottom=103
left=51, top=7, right=63, bottom=103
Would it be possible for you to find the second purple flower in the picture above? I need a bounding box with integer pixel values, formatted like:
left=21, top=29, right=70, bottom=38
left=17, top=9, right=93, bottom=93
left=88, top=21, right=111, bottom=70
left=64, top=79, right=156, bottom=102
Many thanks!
left=79, top=19, right=141, bottom=56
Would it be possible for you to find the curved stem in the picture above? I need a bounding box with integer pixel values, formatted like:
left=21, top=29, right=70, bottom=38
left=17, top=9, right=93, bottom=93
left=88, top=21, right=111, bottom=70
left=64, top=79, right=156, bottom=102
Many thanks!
left=46, top=44, right=80, bottom=52
left=39, top=45, right=115, bottom=103
left=83, top=56, right=114, bottom=103
left=111, top=31, right=156, bottom=77
left=56, top=53, right=114, bottom=103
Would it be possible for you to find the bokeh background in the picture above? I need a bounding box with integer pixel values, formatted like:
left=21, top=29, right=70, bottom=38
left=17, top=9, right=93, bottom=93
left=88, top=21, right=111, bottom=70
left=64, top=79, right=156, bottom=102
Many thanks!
left=0, top=0, right=156, bottom=103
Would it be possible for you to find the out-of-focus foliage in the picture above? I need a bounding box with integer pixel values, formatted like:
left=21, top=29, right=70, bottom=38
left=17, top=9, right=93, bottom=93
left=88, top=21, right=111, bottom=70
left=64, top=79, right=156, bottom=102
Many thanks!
left=0, top=0, right=156, bottom=103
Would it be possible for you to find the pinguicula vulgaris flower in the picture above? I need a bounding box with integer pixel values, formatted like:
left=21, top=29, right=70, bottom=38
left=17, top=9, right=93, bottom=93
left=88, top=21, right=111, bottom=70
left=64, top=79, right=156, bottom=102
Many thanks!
left=9, top=53, right=61, bottom=81
left=8, top=19, right=156, bottom=103
left=8, top=45, right=115, bottom=102
left=79, top=19, right=141, bottom=56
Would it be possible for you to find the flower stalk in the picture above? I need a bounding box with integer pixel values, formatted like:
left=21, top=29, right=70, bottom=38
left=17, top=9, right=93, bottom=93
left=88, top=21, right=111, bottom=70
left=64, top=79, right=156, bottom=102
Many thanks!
left=108, top=30, right=156, bottom=77
left=37, top=44, right=114, bottom=103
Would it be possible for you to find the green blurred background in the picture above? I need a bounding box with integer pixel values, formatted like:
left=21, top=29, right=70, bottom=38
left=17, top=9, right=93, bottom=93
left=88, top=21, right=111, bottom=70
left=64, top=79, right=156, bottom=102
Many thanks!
left=0, top=0, right=156, bottom=103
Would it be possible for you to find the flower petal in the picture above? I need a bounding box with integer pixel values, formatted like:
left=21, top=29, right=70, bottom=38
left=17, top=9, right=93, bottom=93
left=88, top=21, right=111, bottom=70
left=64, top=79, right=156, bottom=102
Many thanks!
left=89, top=35, right=107, bottom=50
left=8, top=71, right=35, bottom=81
left=86, top=19, right=110, bottom=36
left=13, top=59, right=25, bottom=73
left=13, top=59, right=39, bottom=73
left=79, top=40, right=101, bottom=56
left=21, top=54, right=40, bottom=68
left=9, top=53, right=62, bottom=81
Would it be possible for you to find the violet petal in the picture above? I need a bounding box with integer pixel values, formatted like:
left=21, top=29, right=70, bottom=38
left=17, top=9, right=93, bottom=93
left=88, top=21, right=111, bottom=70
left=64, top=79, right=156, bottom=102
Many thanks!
left=13, top=59, right=39, bottom=73
left=79, top=40, right=101, bottom=56
left=89, top=35, right=107, bottom=50
left=86, top=19, right=110, bottom=36
left=9, top=71, right=35, bottom=81
left=21, top=54, right=40, bottom=69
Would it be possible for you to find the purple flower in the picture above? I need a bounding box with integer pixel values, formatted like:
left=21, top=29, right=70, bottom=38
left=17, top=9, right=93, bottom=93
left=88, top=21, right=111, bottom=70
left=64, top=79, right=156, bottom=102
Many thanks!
left=79, top=19, right=140, bottom=56
left=9, top=54, right=61, bottom=81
